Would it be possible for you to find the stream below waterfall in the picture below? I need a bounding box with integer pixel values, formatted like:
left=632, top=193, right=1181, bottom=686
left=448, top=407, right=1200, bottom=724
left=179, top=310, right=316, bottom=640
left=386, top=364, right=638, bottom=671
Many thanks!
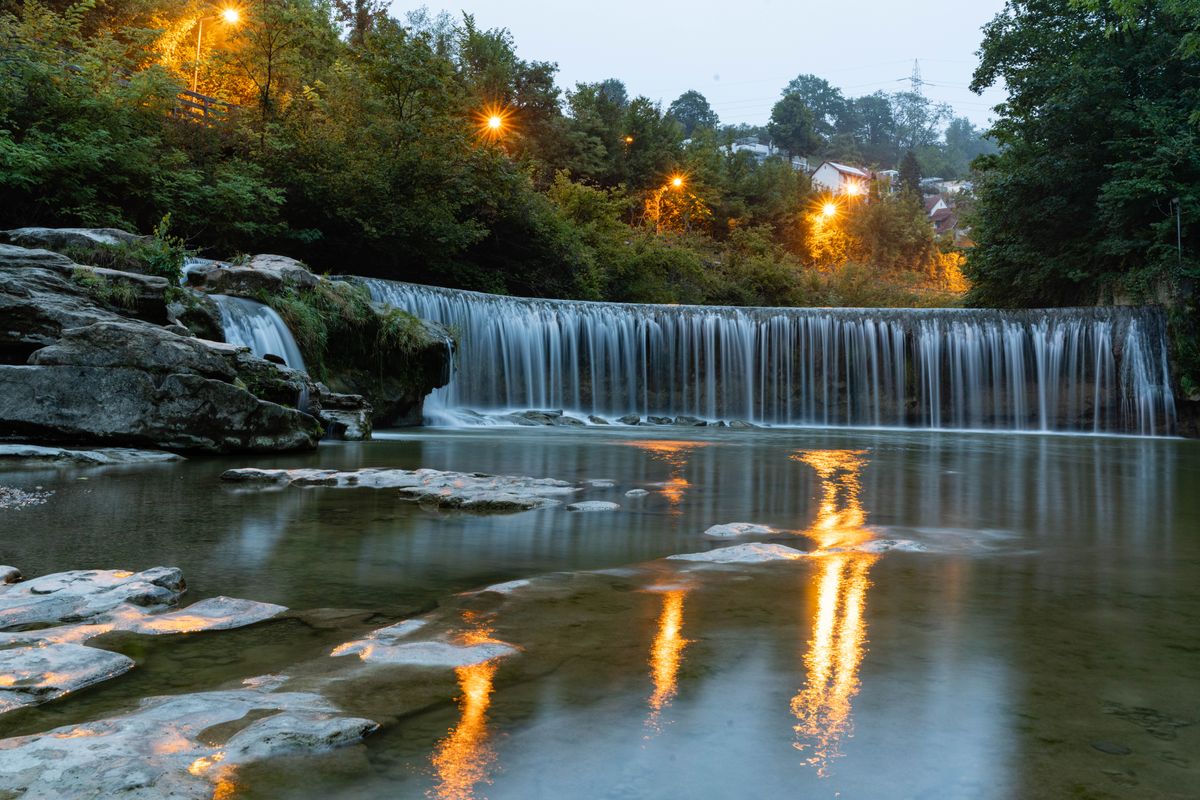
left=1, top=426, right=1197, bottom=799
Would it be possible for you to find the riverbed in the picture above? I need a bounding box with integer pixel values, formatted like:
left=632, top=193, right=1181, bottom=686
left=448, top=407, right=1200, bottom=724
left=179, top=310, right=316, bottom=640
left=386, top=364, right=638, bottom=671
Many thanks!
left=1, top=426, right=1197, bottom=799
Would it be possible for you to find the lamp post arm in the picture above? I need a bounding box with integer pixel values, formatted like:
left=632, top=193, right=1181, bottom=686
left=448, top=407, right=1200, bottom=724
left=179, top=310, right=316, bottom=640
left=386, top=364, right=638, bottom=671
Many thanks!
left=192, top=16, right=205, bottom=93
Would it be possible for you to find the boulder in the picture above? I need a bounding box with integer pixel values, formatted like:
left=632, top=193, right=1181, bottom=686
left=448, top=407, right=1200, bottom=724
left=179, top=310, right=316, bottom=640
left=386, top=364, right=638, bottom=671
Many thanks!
left=1, top=227, right=147, bottom=251
left=674, top=415, right=707, bottom=427
left=647, top=415, right=673, bottom=425
left=315, top=384, right=372, bottom=440
left=668, top=543, right=806, bottom=564
left=166, top=288, right=224, bottom=341
left=588, top=415, right=610, bottom=425
left=0, top=250, right=126, bottom=361
left=192, top=253, right=320, bottom=295
left=0, top=365, right=320, bottom=453
left=319, top=312, right=451, bottom=427
left=29, top=320, right=237, bottom=380
left=617, top=414, right=641, bottom=425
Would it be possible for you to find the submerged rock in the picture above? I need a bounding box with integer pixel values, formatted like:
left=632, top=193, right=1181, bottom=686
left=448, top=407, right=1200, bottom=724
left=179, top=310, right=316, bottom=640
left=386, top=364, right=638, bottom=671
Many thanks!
left=0, top=443, right=184, bottom=465
left=674, top=415, right=707, bottom=427
left=617, top=414, right=641, bottom=425
left=222, top=467, right=579, bottom=512
left=566, top=501, right=621, bottom=512
left=0, top=682, right=377, bottom=799
left=704, top=522, right=774, bottom=538
left=668, top=543, right=806, bottom=564
left=647, top=416, right=673, bottom=425
left=624, top=488, right=650, bottom=497
left=587, top=415, right=610, bottom=425
left=728, top=419, right=758, bottom=429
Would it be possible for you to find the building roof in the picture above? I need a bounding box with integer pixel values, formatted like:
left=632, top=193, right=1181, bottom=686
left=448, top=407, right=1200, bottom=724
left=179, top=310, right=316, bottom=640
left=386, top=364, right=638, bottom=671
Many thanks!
left=822, top=161, right=871, bottom=178
left=931, top=207, right=958, bottom=235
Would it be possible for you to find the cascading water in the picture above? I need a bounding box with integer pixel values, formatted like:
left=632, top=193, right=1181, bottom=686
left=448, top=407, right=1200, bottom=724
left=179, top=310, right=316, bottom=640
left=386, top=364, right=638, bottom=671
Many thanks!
left=365, top=279, right=1177, bottom=435
left=212, top=295, right=307, bottom=373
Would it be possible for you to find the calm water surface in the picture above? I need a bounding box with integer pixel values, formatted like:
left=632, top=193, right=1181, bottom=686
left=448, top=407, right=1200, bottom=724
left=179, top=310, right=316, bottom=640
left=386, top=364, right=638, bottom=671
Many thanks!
left=1, top=427, right=1198, bottom=799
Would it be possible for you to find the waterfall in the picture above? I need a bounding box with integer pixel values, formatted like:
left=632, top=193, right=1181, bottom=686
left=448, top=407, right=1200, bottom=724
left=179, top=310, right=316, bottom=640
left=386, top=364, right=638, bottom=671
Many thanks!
left=212, top=295, right=307, bottom=373
left=365, top=279, right=1177, bottom=435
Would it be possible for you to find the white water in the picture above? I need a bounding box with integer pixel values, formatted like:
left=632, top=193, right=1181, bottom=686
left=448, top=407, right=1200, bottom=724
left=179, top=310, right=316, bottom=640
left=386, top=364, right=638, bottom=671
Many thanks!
left=212, top=295, right=307, bottom=373
left=366, top=279, right=1176, bottom=435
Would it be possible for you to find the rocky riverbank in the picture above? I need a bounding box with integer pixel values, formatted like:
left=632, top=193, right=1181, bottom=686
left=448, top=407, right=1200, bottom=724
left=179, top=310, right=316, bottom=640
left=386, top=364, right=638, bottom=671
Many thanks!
left=0, top=228, right=452, bottom=453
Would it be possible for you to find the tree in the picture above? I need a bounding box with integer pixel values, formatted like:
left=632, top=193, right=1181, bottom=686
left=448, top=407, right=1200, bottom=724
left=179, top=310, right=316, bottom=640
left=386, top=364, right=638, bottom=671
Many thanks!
left=782, top=73, right=846, bottom=137
left=890, top=89, right=951, bottom=154
left=667, top=90, right=719, bottom=137
left=767, top=93, right=821, bottom=158
left=898, top=150, right=921, bottom=197
left=965, top=0, right=1198, bottom=308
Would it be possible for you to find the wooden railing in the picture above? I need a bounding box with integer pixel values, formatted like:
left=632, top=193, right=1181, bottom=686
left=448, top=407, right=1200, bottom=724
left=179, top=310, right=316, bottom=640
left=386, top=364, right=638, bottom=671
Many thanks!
left=172, top=89, right=237, bottom=123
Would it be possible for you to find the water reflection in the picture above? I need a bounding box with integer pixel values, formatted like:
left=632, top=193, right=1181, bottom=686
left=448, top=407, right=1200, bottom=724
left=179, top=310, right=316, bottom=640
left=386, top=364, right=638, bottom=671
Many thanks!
left=790, top=449, right=878, bottom=777
left=645, top=587, right=692, bottom=732
left=430, top=613, right=502, bottom=800
left=623, top=440, right=708, bottom=511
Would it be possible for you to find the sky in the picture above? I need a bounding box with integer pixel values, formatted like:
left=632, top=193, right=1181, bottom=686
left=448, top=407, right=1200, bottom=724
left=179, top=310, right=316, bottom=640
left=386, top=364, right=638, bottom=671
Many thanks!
left=390, top=0, right=1010, bottom=130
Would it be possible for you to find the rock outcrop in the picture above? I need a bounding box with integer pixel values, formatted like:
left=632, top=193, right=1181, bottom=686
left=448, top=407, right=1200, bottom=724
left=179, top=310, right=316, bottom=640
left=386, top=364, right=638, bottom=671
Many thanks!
left=186, top=252, right=320, bottom=294
left=0, top=246, right=323, bottom=453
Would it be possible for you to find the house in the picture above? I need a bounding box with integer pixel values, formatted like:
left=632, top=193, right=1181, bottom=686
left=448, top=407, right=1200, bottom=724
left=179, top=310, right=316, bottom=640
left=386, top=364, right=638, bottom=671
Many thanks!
left=729, top=138, right=808, bottom=172
left=877, top=169, right=900, bottom=193
left=924, top=195, right=949, bottom=216
left=930, top=207, right=957, bottom=236
left=810, top=161, right=871, bottom=196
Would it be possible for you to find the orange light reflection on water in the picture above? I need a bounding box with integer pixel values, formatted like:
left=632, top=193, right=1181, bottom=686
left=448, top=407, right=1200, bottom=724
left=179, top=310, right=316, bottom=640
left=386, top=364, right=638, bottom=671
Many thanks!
left=790, top=449, right=878, bottom=777
left=624, top=440, right=707, bottom=512
left=430, top=660, right=499, bottom=800
left=645, top=588, right=691, bottom=732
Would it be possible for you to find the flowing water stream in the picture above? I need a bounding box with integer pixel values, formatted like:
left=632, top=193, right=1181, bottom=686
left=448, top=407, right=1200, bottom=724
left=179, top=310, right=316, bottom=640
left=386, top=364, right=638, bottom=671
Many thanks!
left=1, top=427, right=1197, bottom=799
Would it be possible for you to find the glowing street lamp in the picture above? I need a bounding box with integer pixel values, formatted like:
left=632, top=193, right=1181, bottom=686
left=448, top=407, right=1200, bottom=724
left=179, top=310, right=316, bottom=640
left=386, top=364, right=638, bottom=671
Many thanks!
left=670, top=175, right=685, bottom=190
left=192, top=7, right=242, bottom=93
left=822, top=202, right=837, bottom=218
left=476, top=104, right=513, bottom=141
left=624, top=135, right=634, bottom=145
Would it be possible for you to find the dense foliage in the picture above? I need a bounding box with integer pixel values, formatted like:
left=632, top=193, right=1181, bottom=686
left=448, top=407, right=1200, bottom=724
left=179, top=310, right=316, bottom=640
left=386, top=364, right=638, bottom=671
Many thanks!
left=965, top=0, right=1198, bottom=307
left=0, top=0, right=969, bottom=306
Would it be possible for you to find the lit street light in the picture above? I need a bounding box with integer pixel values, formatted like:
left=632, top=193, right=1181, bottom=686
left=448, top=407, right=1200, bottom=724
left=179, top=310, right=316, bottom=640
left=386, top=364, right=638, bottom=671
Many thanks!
left=192, top=7, right=242, bottom=93
left=476, top=105, right=512, bottom=141
left=671, top=176, right=684, bottom=189
left=822, top=202, right=837, bottom=218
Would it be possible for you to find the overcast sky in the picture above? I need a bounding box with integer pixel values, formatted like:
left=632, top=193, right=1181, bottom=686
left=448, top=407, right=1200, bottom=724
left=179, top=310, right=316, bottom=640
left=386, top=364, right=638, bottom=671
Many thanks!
left=390, top=0, right=1009, bottom=130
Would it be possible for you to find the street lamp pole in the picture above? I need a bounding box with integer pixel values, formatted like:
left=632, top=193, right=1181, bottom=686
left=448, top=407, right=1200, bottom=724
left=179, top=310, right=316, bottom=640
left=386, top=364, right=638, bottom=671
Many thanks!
left=191, top=9, right=241, bottom=94
left=192, top=16, right=206, bottom=93
left=1171, top=197, right=1182, bottom=270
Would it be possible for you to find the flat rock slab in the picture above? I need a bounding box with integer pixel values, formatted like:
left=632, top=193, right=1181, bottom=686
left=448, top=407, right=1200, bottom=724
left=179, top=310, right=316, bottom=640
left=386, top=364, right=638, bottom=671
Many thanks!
left=566, top=501, right=620, bottom=512
left=0, top=567, right=185, bottom=628
left=704, top=522, right=775, bottom=538
left=1, top=568, right=287, bottom=715
left=115, top=595, right=286, bottom=635
left=334, top=637, right=517, bottom=667
left=624, top=488, right=650, bottom=497
left=0, top=682, right=377, bottom=799
left=223, top=467, right=579, bottom=512
left=668, top=543, right=807, bottom=564
left=0, top=444, right=184, bottom=465
left=0, top=643, right=134, bottom=714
